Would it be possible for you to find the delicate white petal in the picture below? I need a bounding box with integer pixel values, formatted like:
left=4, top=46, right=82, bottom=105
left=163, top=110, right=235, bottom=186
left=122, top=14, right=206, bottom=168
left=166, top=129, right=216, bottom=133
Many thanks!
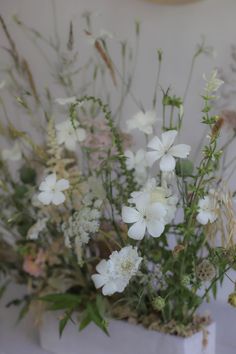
left=38, top=191, right=53, bottom=205
left=52, top=192, right=65, bottom=205
left=102, top=282, right=117, bottom=296
left=160, top=154, right=176, bottom=172
left=196, top=212, right=209, bottom=225
left=56, top=179, right=70, bottom=191
left=77, top=128, right=86, bottom=142
left=146, top=151, right=161, bottom=167
left=147, top=202, right=166, bottom=220
left=96, top=259, right=109, bottom=274
left=45, top=174, right=57, bottom=188
left=122, top=206, right=140, bottom=223
left=169, top=144, right=191, bottom=158
left=148, top=136, right=164, bottom=154
left=91, top=274, right=106, bottom=289
left=128, top=220, right=146, bottom=240
left=161, top=130, right=177, bottom=150
left=65, top=138, right=77, bottom=151
left=146, top=220, right=165, bottom=238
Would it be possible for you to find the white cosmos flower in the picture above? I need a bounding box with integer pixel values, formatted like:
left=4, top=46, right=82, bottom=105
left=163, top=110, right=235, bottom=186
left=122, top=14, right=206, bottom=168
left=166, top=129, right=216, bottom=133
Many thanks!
left=203, top=69, right=224, bottom=96
left=2, top=142, right=22, bottom=161
left=126, top=110, right=157, bottom=135
left=56, top=120, right=86, bottom=151
left=124, top=149, right=148, bottom=184
left=147, top=130, right=191, bottom=172
left=122, top=193, right=167, bottom=240
left=38, top=173, right=70, bottom=206
left=92, top=246, right=142, bottom=296
left=55, top=97, right=77, bottom=105
left=197, top=194, right=218, bottom=225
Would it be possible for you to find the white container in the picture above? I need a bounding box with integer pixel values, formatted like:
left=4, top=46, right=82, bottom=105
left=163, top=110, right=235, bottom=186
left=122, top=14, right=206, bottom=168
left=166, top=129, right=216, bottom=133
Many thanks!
left=39, top=312, right=215, bottom=354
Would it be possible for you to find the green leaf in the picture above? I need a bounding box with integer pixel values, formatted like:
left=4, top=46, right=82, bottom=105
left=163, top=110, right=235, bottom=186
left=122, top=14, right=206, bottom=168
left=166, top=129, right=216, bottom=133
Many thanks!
left=39, top=293, right=82, bottom=311
left=59, top=310, right=73, bottom=338
left=16, top=301, right=30, bottom=323
left=86, top=302, right=109, bottom=336
left=0, top=280, right=10, bottom=299
left=79, top=313, right=91, bottom=331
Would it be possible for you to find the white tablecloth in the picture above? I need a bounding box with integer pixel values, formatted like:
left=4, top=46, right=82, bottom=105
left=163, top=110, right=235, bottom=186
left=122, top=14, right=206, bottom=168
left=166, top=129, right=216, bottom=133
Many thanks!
left=0, top=284, right=235, bottom=354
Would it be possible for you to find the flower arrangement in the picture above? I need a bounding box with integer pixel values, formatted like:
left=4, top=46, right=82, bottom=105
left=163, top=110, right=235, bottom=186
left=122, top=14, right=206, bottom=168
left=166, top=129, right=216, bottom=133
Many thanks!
left=0, top=11, right=236, bottom=340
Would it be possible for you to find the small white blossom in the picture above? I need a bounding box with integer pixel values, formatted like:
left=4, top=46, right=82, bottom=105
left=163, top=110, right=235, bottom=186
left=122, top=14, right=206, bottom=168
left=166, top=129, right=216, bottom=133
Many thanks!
left=2, top=142, right=22, bottom=161
left=92, top=246, right=142, bottom=296
left=147, top=130, right=191, bottom=172
left=56, top=120, right=86, bottom=151
left=38, top=173, right=69, bottom=206
left=122, top=192, right=167, bottom=240
left=197, top=194, right=218, bottom=225
left=126, top=110, right=157, bottom=135
left=27, top=217, right=48, bottom=240
left=203, top=69, right=224, bottom=96
left=124, top=149, right=148, bottom=184
left=55, top=97, right=77, bottom=105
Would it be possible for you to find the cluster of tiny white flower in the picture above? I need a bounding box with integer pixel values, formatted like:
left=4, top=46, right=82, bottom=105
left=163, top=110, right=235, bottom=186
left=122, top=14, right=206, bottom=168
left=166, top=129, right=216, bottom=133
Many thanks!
left=92, top=246, right=142, bottom=296
left=62, top=194, right=102, bottom=249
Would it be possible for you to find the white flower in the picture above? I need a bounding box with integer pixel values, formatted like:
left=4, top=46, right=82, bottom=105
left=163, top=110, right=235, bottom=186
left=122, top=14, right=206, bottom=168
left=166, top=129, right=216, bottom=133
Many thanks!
left=2, top=142, right=22, bottom=161
left=55, top=97, right=77, bottom=105
left=197, top=194, right=218, bottom=225
left=203, top=69, right=224, bottom=95
left=126, top=110, right=157, bottom=135
left=122, top=193, right=167, bottom=240
left=147, top=130, right=191, bottom=172
left=124, top=149, right=148, bottom=184
left=27, top=218, right=48, bottom=240
left=92, top=246, right=142, bottom=296
left=56, top=120, right=86, bottom=151
left=38, top=174, right=69, bottom=206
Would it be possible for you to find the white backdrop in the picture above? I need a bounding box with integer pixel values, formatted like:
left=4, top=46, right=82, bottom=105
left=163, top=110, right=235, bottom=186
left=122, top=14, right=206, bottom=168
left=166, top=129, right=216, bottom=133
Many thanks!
left=0, top=0, right=236, bottom=301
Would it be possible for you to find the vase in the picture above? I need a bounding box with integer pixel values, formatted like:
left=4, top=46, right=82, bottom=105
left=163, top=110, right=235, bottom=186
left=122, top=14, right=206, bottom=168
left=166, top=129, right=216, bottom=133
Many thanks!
left=39, top=311, right=216, bottom=354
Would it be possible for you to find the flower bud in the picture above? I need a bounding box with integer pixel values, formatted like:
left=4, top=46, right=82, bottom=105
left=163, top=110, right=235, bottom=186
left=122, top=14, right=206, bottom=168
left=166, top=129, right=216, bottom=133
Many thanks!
left=175, top=159, right=194, bottom=177
left=228, top=292, right=236, bottom=307
left=152, top=296, right=165, bottom=311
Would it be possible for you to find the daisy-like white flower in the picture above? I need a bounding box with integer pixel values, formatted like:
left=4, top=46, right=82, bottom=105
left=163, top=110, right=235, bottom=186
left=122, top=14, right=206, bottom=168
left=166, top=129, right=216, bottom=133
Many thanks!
left=92, top=246, right=142, bottom=296
left=126, top=110, right=157, bottom=135
left=38, top=173, right=69, bottom=206
left=197, top=194, right=218, bottom=225
left=124, top=149, right=148, bottom=184
left=2, top=142, right=22, bottom=161
left=55, top=96, right=77, bottom=105
left=203, top=69, right=224, bottom=96
left=56, top=120, right=86, bottom=151
left=146, top=130, right=191, bottom=172
left=122, top=193, right=167, bottom=240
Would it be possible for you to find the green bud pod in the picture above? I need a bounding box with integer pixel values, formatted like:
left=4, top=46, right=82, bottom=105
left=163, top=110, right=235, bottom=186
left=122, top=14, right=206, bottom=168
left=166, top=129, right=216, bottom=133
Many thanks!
left=175, top=159, right=194, bottom=177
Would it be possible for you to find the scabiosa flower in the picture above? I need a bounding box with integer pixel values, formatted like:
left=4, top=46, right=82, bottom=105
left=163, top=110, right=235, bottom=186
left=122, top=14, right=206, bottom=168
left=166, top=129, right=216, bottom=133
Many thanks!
left=2, top=141, right=22, bottom=161
left=37, top=173, right=70, bottom=206
left=56, top=120, right=86, bottom=151
left=122, top=193, right=167, bottom=240
left=197, top=193, right=218, bottom=225
left=92, top=246, right=142, bottom=296
left=147, top=130, right=191, bottom=172
left=126, top=110, right=157, bottom=135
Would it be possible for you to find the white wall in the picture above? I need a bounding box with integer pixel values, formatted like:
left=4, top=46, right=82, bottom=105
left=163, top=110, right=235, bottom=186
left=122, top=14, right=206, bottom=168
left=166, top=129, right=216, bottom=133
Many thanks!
left=1, top=0, right=236, bottom=301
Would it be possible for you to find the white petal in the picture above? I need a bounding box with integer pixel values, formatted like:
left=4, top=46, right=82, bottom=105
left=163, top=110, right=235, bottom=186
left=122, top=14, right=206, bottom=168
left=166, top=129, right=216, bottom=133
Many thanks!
left=65, top=137, right=77, bottom=151
left=169, top=144, right=191, bottom=158
left=161, top=130, right=177, bottom=150
left=147, top=203, right=167, bottom=219
left=146, top=220, right=165, bottom=238
left=128, top=220, right=146, bottom=240
left=196, top=212, right=209, bottom=225
left=160, top=154, right=176, bottom=172
left=37, top=191, right=53, bottom=205
left=122, top=206, right=140, bottom=223
left=45, top=174, right=57, bottom=188
left=148, top=136, right=164, bottom=153
left=96, top=259, right=109, bottom=274
left=146, top=151, right=161, bottom=167
left=56, top=179, right=70, bottom=191
left=102, top=282, right=117, bottom=296
left=91, top=274, right=106, bottom=289
left=52, top=192, right=65, bottom=205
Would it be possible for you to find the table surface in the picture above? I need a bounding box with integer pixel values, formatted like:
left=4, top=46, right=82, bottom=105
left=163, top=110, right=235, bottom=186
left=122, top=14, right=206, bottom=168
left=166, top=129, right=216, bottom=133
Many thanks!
left=0, top=285, right=236, bottom=354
